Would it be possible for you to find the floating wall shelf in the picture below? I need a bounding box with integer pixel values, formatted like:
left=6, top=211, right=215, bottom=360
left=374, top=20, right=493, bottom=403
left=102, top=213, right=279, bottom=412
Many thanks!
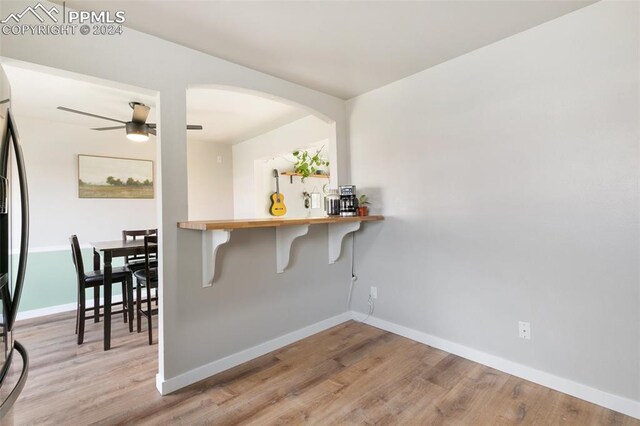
left=280, top=172, right=330, bottom=183
left=178, top=216, right=384, bottom=287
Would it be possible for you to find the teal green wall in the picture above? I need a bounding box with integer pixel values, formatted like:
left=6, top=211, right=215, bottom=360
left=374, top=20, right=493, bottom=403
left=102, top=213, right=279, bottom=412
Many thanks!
left=14, top=248, right=123, bottom=313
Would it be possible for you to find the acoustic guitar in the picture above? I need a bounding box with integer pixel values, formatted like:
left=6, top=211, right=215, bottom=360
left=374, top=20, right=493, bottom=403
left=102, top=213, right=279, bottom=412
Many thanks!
left=269, top=169, right=287, bottom=216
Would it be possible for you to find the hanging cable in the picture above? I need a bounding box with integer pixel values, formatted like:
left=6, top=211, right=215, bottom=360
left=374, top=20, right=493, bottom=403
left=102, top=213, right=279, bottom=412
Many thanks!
left=347, top=233, right=374, bottom=323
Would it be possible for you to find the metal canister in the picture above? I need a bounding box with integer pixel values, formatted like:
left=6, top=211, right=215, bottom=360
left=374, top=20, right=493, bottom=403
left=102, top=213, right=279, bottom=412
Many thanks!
left=324, top=189, right=340, bottom=216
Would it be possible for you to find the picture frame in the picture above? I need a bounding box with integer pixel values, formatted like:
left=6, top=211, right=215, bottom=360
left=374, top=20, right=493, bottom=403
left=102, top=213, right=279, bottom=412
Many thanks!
left=78, top=154, right=154, bottom=199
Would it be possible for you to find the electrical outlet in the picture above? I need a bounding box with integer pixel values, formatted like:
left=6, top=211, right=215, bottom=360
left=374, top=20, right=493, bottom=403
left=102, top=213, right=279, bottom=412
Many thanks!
left=217, top=155, right=223, bottom=164
left=370, top=286, right=377, bottom=299
left=518, top=321, right=531, bottom=340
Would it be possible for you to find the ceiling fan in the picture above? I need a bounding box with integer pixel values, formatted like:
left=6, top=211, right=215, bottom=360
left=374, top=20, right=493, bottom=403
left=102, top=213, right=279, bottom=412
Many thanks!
left=57, top=101, right=203, bottom=142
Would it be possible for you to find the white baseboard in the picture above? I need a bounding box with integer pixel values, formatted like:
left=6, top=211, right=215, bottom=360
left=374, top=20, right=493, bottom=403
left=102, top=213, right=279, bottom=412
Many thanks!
left=353, top=311, right=640, bottom=420
left=16, top=303, right=76, bottom=321
left=156, top=312, right=352, bottom=395
left=16, top=295, right=124, bottom=322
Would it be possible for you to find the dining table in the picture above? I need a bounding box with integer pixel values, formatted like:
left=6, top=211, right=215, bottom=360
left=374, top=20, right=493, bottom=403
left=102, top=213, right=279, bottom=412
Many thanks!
left=90, top=239, right=151, bottom=350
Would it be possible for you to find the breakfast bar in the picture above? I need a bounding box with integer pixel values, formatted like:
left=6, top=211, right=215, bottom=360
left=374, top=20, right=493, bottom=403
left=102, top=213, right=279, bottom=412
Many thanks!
left=178, top=216, right=384, bottom=287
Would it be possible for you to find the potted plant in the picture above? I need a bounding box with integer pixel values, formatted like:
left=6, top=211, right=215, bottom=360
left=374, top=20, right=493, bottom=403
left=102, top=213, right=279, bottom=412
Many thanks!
left=292, top=147, right=329, bottom=181
left=357, top=194, right=370, bottom=216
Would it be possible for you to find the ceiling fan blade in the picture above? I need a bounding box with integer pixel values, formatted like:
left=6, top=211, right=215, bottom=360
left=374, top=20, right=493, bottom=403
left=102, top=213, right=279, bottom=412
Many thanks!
left=149, top=128, right=157, bottom=136
left=141, top=124, right=202, bottom=131
left=57, top=106, right=126, bottom=124
left=132, top=104, right=150, bottom=124
left=92, top=126, right=126, bottom=131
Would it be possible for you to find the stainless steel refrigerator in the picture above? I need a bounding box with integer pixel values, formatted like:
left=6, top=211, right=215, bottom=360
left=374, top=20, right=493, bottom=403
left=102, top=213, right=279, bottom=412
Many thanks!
left=0, top=65, right=29, bottom=419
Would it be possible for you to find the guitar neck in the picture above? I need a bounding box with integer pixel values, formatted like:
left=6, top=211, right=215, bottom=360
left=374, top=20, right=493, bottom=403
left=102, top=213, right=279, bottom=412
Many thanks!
left=274, top=171, right=280, bottom=194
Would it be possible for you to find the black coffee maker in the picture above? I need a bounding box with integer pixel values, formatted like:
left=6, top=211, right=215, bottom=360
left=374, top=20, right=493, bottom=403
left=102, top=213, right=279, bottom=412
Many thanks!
left=339, top=185, right=358, bottom=217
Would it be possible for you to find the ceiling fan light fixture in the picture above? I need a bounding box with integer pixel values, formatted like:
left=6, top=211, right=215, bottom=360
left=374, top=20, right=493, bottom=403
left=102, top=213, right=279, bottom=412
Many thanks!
left=125, top=122, right=149, bottom=142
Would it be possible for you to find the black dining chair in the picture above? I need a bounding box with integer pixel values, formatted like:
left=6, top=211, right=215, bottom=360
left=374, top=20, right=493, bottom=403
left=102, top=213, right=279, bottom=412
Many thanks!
left=70, top=235, right=133, bottom=344
left=134, top=235, right=158, bottom=345
left=123, top=229, right=158, bottom=327
left=122, top=229, right=158, bottom=273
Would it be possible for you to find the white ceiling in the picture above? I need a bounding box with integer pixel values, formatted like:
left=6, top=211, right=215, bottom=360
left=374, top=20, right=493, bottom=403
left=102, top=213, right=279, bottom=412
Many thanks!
left=2, top=65, right=309, bottom=145
left=3, top=65, right=158, bottom=135
left=59, top=0, right=596, bottom=99
left=187, top=88, right=309, bottom=144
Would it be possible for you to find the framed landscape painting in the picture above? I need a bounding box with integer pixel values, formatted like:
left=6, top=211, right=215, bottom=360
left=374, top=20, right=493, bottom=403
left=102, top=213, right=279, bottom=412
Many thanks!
left=78, top=155, right=154, bottom=199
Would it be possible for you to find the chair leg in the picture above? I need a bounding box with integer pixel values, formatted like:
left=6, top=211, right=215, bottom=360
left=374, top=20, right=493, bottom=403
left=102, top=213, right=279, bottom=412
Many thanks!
left=75, top=287, right=80, bottom=335
left=121, top=280, right=128, bottom=323
left=136, top=280, right=142, bottom=333
left=127, top=277, right=134, bottom=333
left=78, top=288, right=86, bottom=345
left=146, top=284, right=153, bottom=345
left=75, top=302, right=80, bottom=335
left=93, top=286, right=100, bottom=323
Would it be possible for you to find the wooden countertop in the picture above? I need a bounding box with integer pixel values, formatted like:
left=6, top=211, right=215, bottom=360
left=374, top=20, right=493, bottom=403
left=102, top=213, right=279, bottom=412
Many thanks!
left=178, top=215, right=384, bottom=231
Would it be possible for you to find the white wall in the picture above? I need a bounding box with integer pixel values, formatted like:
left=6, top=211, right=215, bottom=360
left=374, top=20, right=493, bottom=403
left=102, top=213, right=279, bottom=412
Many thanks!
left=11, top=115, right=157, bottom=248
left=232, top=115, right=334, bottom=218
left=257, top=144, right=328, bottom=218
left=348, top=0, right=639, bottom=404
left=187, top=140, right=233, bottom=220
left=2, top=0, right=348, bottom=391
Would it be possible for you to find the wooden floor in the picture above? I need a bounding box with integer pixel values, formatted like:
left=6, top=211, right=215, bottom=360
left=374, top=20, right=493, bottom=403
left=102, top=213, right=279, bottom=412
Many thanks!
left=3, top=312, right=637, bottom=425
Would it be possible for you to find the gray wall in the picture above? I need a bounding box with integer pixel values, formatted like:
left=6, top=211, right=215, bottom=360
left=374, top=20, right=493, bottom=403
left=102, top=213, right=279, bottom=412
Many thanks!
left=347, top=1, right=640, bottom=400
left=176, top=225, right=350, bottom=373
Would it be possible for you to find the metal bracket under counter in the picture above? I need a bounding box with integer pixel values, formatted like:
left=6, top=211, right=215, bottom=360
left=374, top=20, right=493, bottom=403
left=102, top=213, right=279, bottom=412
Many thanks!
left=178, top=216, right=384, bottom=287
